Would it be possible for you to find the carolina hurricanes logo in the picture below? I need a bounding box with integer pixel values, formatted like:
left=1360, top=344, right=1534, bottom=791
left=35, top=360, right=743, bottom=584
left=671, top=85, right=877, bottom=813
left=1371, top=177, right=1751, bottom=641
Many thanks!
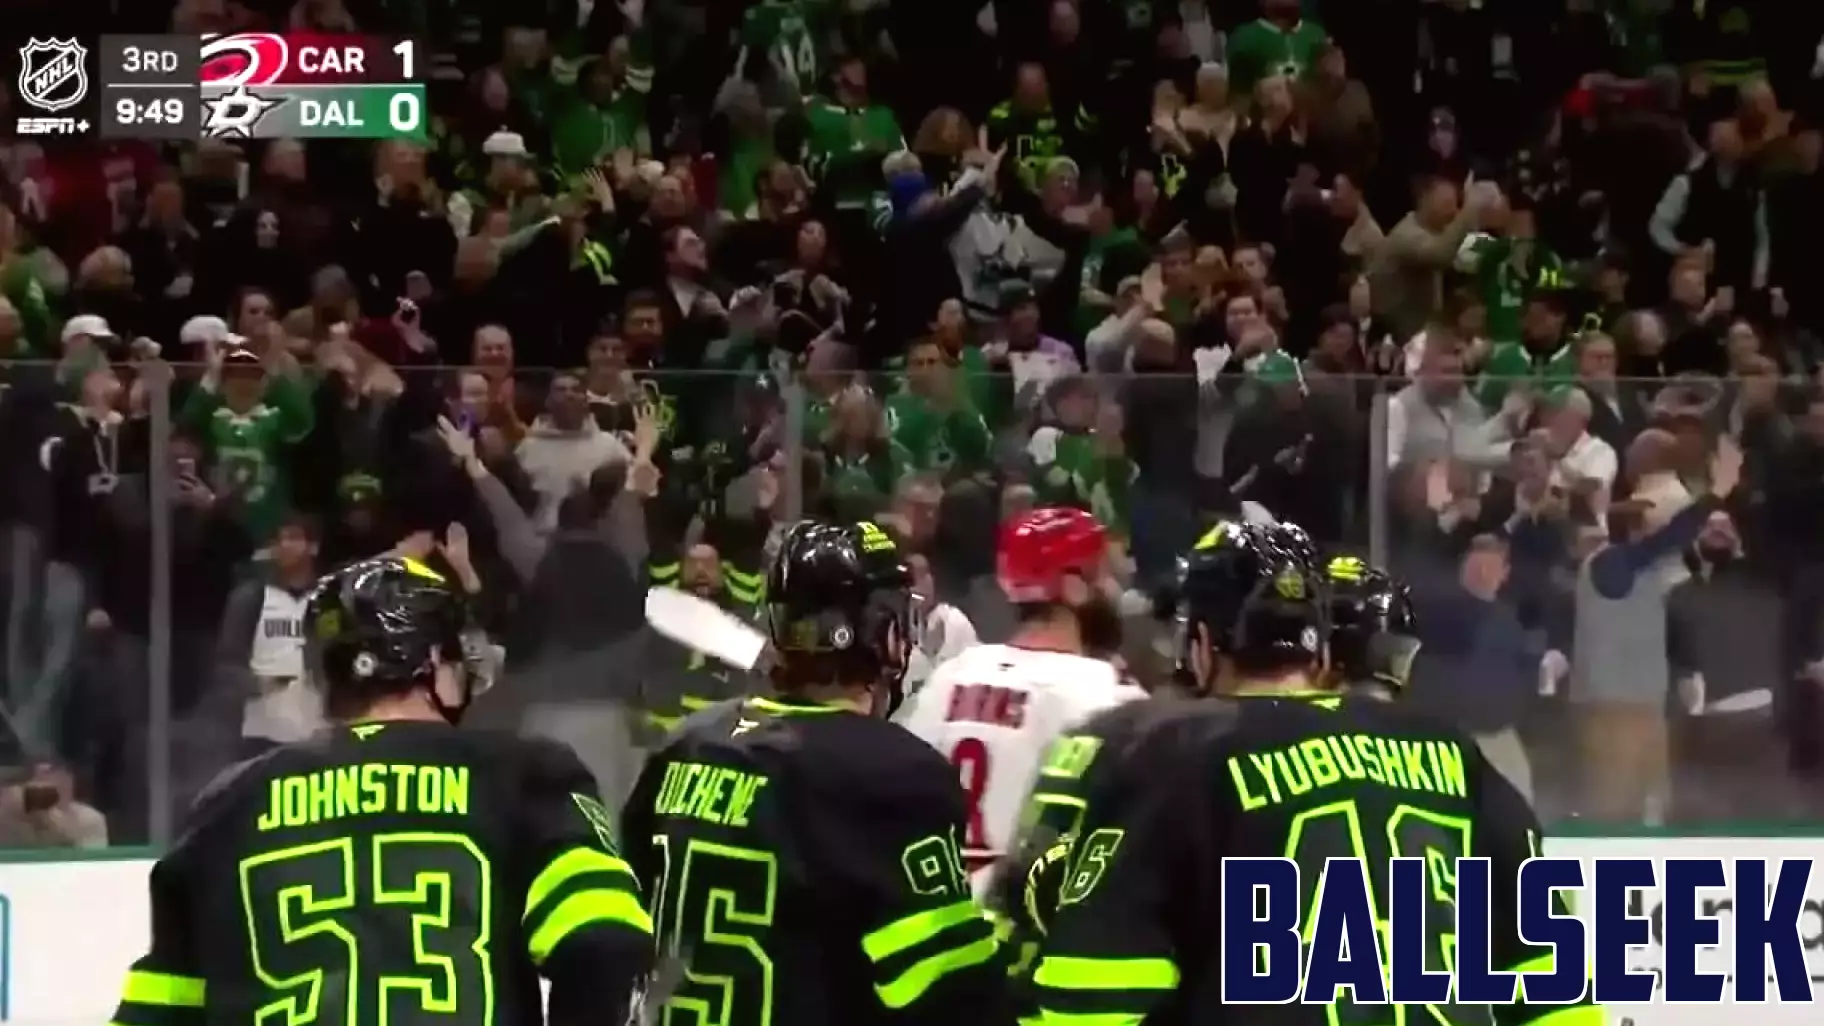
left=199, top=33, right=289, bottom=86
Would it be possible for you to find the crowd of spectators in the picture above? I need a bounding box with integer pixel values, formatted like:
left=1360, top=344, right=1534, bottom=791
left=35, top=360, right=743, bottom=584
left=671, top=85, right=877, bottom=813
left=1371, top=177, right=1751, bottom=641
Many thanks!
left=4, top=0, right=1824, bottom=846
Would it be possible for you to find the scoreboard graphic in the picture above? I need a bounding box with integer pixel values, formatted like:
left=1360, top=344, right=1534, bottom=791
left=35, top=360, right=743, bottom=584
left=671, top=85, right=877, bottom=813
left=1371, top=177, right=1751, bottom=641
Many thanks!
left=8, top=34, right=425, bottom=141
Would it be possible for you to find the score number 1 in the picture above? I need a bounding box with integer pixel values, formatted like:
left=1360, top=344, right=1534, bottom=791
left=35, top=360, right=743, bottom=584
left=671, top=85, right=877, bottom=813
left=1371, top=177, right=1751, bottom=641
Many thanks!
left=393, top=40, right=417, bottom=80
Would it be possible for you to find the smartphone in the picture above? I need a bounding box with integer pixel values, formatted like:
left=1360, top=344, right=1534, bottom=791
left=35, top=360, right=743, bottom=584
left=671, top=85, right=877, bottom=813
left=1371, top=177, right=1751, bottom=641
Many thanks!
left=21, top=783, right=57, bottom=813
left=175, top=456, right=198, bottom=479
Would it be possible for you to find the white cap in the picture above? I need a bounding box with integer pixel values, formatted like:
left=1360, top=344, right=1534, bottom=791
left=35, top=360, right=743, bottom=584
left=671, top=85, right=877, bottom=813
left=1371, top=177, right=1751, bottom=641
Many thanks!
left=481, top=130, right=529, bottom=158
left=60, top=314, right=114, bottom=342
left=180, top=315, right=230, bottom=346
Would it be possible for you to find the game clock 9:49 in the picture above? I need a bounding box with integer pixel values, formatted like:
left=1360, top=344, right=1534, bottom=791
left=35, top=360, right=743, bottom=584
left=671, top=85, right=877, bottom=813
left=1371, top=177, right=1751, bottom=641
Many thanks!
left=106, top=93, right=192, bottom=137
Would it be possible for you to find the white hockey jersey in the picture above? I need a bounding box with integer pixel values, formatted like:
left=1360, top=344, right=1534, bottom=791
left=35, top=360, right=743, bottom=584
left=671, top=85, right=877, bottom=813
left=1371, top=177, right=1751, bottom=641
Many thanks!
left=895, top=643, right=1142, bottom=895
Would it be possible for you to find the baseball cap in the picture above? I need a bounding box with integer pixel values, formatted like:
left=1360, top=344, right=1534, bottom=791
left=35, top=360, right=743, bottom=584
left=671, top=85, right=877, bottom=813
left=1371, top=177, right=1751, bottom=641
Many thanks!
left=181, top=315, right=231, bottom=347
left=482, top=130, right=529, bottom=158
left=60, top=314, right=115, bottom=343
left=221, top=344, right=264, bottom=372
left=998, top=280, right=1037, bottom=313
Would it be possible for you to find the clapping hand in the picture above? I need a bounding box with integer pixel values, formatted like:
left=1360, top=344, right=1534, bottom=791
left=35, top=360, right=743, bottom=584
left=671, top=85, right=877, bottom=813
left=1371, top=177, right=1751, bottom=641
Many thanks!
left=1498, top=386, right=1534, bottom=425
left=983, top=146, right=1009, bottom=189
left=754, top=465, right=780, bottom=511
left=1261, top=286, right=1290, bottom=322
left=632, top=400, right=662, bottom=457
left=1708, top=434, right=1743, bottom=497
left=436, top=415, right=479, bottom=465
left=610, top=148, right=639, bottom=188
left=808, top=275, right=847, bottom=308
left=629, top=459, right=662, bottom=497
left=581, top=166, right=615, bottom=210
left=439, top=522, right=472, bottom=573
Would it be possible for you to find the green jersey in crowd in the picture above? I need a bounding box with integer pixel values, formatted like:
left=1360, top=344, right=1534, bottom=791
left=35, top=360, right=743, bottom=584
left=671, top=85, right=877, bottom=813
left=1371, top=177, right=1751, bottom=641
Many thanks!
left=801, top=96, right=904, bottom=209
left=179, top=372, right=314, bottom=542
left=880, top=345, right=1017, bottom=438
left=821, top=441, right=911, bottom=521
left=1, top=257, right=55, bottom=355
left=984, top=102, right=1074, bottom=186
left=1073, top=226, right=1151, bottom=337
left=549, top=30, right=656, bottom=179
left=884, top=391, right=993, bottom=476
left=1226, top=15, right=1328, bottom=96
left=1477, top=339, right=1577, bottom=412
left=1026, top=426, right=1136, bottom=538
left=742, top=0, right=833, bottom=98
left=1458, top=232, right=1570, bottom=346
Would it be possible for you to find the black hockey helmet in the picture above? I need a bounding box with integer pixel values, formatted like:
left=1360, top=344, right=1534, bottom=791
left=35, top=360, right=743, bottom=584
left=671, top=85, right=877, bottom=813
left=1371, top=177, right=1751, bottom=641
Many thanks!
left=1325, top=556, right=1420, bottom=691
left=1176, top=519, right=1326, bottom=673
left=304, top=556, right=491, bottom=723
left=766, top=519, right=914, bottom=710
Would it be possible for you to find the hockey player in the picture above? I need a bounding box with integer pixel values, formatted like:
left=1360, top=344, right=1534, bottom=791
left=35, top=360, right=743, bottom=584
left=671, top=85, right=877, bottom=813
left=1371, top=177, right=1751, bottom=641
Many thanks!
left=1325, top=554, right=1422, bottom=698
left=1028, top=521, right=1599, bottom=1026
left=895, top=506, right=1142, bottom=892
left=621, top=519, right=1006, bottom=1026
left=107, top=556, right=654, bottom=1026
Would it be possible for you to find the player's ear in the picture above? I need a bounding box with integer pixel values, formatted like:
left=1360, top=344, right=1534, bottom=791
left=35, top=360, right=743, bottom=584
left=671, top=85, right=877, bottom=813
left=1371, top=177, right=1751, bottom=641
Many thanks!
left=429, top=659, right=466, bottom=713
left=1187, top=623, right=1218, bottom=696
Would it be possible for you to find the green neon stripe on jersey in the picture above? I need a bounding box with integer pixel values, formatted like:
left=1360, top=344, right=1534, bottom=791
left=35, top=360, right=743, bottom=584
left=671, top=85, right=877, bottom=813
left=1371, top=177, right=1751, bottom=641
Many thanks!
left=525, top=847, right=637, bottom=914
left=861, top=899, right=982, bottom=960
left=1033, top=955, right=1180, bottom=991
left=1521, top=1006, right=1604, bottom=1026
left=875, top=934, right=1000, bottom=1008
left=121, top=970, right=206, bottom=1007
left=747, top=696, right=843, bottom=715
left=1036, top=1012, right=1145, bottom=1026
left=525, top=889, right=653, bottom=963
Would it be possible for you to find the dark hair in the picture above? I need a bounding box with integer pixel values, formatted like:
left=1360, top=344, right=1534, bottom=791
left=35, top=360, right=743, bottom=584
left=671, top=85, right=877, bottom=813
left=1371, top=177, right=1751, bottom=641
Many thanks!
left=276, top=510, right=323, bottom=541
left=622, top=289, right=663, bottom=319
left=232, top=285, right=275, bottom=318
left=662, top=224, right=696, bottom=255
left=1317, top=303, right=1353, bottom=334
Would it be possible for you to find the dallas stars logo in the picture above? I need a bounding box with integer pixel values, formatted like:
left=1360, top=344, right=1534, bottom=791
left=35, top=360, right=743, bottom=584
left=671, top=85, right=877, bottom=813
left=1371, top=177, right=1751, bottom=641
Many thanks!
left=202, top=85, right=284, bottom=138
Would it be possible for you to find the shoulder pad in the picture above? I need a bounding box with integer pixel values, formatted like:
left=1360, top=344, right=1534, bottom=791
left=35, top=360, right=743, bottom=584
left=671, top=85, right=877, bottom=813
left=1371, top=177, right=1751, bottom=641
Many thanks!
left=512, top=733, right=598, bottom=781
left=187, top=747, right=279, bottom=818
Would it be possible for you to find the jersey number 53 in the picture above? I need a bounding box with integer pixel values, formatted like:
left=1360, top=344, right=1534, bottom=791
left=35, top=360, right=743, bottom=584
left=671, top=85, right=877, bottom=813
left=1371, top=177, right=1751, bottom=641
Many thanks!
left=239, top=833, right=494, bottom=1026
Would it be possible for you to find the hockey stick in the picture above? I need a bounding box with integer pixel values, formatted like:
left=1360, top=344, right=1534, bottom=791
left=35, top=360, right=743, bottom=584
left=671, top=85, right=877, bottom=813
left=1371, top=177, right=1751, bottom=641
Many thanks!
left=645, top=587, right=769, bottom=672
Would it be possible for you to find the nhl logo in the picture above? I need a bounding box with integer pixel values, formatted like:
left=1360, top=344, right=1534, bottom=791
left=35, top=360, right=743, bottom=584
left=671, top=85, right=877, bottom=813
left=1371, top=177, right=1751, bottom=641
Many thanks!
left=17, top=38, right=89, bottom=113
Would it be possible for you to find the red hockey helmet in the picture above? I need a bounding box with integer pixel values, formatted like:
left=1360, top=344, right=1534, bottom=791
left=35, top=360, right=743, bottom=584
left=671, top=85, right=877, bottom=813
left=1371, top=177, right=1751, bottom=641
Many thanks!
left=998, top=507, right=1108, bottom=603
